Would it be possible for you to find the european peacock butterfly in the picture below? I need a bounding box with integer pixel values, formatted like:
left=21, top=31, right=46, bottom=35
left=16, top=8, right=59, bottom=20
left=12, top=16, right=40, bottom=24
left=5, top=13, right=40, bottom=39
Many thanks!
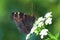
left=11, top=12, right=35, bottom=34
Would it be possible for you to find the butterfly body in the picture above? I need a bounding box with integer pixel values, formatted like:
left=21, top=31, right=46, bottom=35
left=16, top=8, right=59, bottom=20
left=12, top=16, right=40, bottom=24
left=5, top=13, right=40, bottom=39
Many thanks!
left=11, top=12, right=35, bottom=34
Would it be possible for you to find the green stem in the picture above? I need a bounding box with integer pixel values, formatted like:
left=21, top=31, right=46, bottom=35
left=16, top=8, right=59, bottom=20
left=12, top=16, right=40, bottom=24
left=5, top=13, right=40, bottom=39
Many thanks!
left=48, top=32, right=58, bottom=40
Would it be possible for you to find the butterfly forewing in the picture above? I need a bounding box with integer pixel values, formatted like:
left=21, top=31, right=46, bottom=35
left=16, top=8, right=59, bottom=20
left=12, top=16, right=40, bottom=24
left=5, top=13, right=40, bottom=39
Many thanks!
left=11, top=12, right=35, bottom=34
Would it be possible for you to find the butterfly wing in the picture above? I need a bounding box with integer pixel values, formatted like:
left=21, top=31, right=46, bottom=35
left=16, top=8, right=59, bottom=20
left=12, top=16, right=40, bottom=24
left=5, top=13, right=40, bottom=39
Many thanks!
left=11, top=12, right=35, bottom=34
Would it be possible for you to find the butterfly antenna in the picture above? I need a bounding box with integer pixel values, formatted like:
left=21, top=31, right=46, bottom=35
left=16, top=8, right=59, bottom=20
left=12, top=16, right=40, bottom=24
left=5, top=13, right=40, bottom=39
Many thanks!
left=31, top=3, right=34, bottom=16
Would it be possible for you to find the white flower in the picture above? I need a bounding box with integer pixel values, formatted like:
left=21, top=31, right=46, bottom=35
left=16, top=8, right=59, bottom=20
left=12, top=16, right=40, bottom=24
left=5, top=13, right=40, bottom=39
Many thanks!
left=26, top=34, right=30, bottom=40
left=34, top=17, right=45, bottom=26
left=30, top=17, right=45, bottom=33
left=37, top=17, right=45, bottom=22
left=35, top=17, right=45, bottom=26
left=30, top=25, right=37, bottom=33
left=40, top=29, right=48, bottom=39
left=44, top=12, right=52, bottom=18
left=35, top=21, right=40, bottom=25
left=38, top=22, right=44, bottom=27
left=45, top=18, right=52, bottom=25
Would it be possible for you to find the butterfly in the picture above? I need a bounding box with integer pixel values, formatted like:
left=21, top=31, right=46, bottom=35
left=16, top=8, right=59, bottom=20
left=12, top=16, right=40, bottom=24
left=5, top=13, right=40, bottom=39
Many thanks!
left=11, top=12, right=35, bottom=34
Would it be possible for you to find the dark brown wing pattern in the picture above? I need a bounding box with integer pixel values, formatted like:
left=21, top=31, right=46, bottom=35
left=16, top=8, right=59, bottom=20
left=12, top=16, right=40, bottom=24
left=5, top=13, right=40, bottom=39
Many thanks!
left=11, top=12, right=35, bottom=34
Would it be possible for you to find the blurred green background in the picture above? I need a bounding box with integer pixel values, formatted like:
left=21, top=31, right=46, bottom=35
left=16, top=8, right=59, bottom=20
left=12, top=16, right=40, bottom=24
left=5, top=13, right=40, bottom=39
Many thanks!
left=0, top=0, right=60, bottom=40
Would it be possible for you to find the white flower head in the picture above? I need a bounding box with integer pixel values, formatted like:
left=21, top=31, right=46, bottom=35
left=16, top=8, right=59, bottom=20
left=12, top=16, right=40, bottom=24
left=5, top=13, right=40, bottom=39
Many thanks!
left=45, top=18, right=52, bottom=25
left=38, top=17, right=45, bottom=22
left=35, top=21, right=40, bottom=25
left=38, top=22, right=44, bottom=27
left=26, top=34, right=30, bottom=40
left=30, top=26, right=37, bottom=33
left=44, top=12, right=52, bottom=18
left=40, top=29, right=48, bottom=39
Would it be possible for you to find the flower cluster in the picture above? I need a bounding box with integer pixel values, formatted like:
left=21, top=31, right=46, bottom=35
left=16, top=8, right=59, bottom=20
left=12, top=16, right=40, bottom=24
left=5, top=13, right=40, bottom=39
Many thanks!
left=40, top=29, right=48, bottom=39
left=26, top=12, right=52, bottom=40
left=44, top=12, right=52, bottom=25
left=30, top=17, right=45, bottom=33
